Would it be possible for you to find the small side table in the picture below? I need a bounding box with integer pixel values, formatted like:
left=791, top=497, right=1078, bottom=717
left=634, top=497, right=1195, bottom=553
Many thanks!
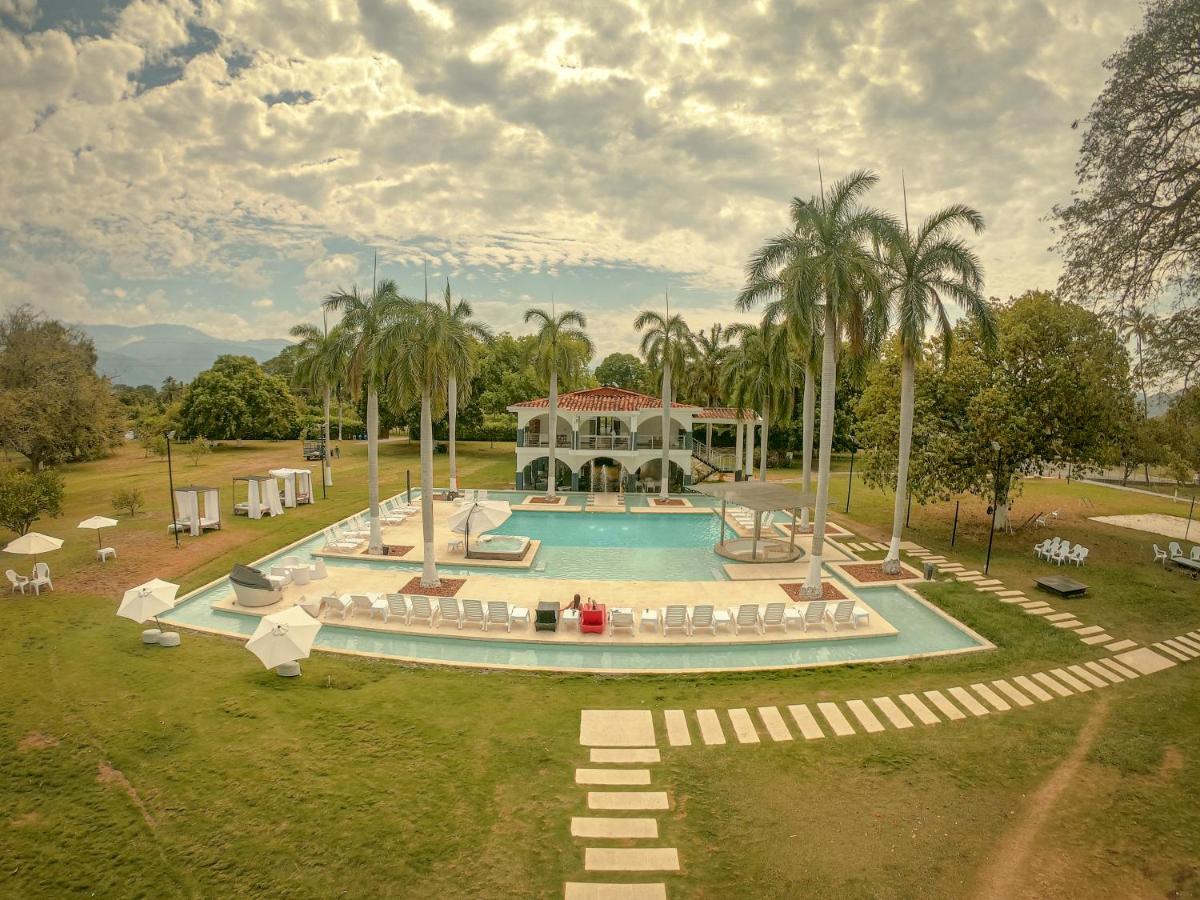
left=562, top=609, right=581, bottom=630
left=97, top=547, right=117, bottom=562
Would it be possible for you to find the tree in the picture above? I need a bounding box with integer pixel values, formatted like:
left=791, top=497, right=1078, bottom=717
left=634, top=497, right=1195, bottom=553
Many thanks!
left=1161, top=386, right=1200, bottom=483
left=111, top=486, right=145, bottom=518
left=1146, top=306, right=1200, bottom=388
left=324, top=280, right=408, bottom=554
left=0, top=467, right=64, bottom=536
left=856, top=291, right=1135, bottom=516
left=1053, top=0, right=1200, bottom=317
left=159, top=376, right=184, bottom=406
left=0, top=306, right=124, bottom=470
left=382, top=298, right=475, bottom=587
left=878, top=201, right=993, bottom=570
left=524, top=307, right=593, bottom=498
left=441, top=282, right=492, bottom=493
left=594, top=352, right=650, bottom=393
left=176, top=356, right=301, bottom=441
left=290, top=322, right=346, bottom=491
left=261, top=343, right=307, bottom=399
left=635, top=302, right=696, bottom=499
left=186, top=437, right=211, bottom=466
left=740, top=171, right=892, bottom=597
left=685, top=324, right=730, bottom=449
left=721, top=323, right=793, bottom=481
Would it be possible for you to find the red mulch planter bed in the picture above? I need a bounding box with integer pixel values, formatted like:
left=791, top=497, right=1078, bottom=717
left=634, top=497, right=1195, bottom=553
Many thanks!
left=840, top=563, right=912, bottom=583
left=652, top=498, right=685, bottom=506
left=399, top=577, right=466, bottom=597
left=779, top=582, right=846, bottom=602
left=529, top=496, right=564, bottom=504
left=381, top=545, right=413, bottom=557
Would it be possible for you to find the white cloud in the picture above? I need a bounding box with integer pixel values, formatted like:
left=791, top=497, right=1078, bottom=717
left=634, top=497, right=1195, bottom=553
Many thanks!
left=252, top=297, right=273, bottom=308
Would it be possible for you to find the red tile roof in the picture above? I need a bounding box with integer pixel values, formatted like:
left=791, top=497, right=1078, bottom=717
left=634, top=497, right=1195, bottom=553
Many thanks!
left=696, top=407, right=759, bottom=421
left=509, top=387, right=698, bottom=413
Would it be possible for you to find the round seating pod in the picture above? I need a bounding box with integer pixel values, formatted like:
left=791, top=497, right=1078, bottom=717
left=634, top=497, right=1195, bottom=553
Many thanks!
left=275, top=661, right=302, bottom=677
left=157, top=632, right=181, bottom=647
left=141, top=628, right=162, bottom=644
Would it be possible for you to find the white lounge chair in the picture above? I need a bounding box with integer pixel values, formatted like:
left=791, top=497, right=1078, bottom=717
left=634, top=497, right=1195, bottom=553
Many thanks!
left=321, top=594, right=352, bottom=620
left=461, top=598, right=486, bottom=631
left=662, top=604, right=690, bottom=636
left=29, top=563, right=52, bottom=594
left=311, top=558, right=327, bottom=580
left=732, top=604, right=761, bottom=635
left=437, top=597, right=463, bottom=629
left=408, top=596, right=435, bottom=627
left=1152, top=544, right=1168, bottom=566
left=761, top=601, right=787, bottom=633
left=349, top=593, right=384, bottom=620
left=383, top=594, right=409, bottom=624
left=827, top=600, right=865, bottom=631
left=690, top=604, right=716, bottom=635
left=609, top=608, right=636, bottom=635
left=803, top=600, right=828, bottom=632
left=487, top=601, right=516, bottom=632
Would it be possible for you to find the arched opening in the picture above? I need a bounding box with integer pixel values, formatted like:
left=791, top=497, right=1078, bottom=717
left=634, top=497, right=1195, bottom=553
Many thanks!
left=523, top=413, right=571, bottom=449
left=635, top=458, right=687, bottom=494
left=521, top=456, right=573, bottom=492
left=579, top=456, right=624, bottom=493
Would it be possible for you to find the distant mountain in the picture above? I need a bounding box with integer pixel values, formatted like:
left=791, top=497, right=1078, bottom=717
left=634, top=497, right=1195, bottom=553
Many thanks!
left=1146, top=389, right=1182, bottom=418
left=78, top=323, right=291, bottom=387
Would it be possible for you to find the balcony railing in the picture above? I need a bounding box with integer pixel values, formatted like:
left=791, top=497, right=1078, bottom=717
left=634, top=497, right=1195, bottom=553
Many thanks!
left=579, top=434, right=631, bottom=451
left=636, top=435, right=687, bottom=450
left=525, top=434, right=571, bottom=448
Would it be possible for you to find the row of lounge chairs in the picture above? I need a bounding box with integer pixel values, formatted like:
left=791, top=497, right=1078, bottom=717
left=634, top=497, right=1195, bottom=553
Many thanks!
left=1153, top=542, right=1200, bottom=570
left=729, top=506, right=773, bottom=530
left=656, top=600, right=869, bottom=635
left=1034, top=537, right=1089, bottom=566
left=310, top=593, right=530, bottom=632
left=322, top=500, right=420, bottom=552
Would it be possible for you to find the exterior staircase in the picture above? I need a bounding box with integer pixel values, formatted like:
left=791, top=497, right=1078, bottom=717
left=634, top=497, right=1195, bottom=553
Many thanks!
left=691, top=438, right=738, bottom=482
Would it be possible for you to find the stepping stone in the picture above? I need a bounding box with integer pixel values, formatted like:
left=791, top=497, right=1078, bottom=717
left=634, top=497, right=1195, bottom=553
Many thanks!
left=1044, top=613, right=1076, bottom=622
left=1067, top=665, right=1109, bottom=689
left=845, top=699, right=885, bottom=733
left=899, top=692, right=941, bottom=725
left=588, top=792, right=669, bottom=811
left=1075, top=625, right=1105, bottom=636
left=1098, top=657, right=1140, bottom=679
left=1050, top=668, right=1092, bottom=692
left=816, top=702, right=856, bottom=736
left=872, top=696, right=914, bottom=729
left=1031, top=672, right=1074, bottom=697
left=978, top=585, right=1009, bottom=593
left=969, top=683, right=1011, bottom=712
left=995, top=590, right=1024, bottom=597
left=1020, top=600, right=1052, bottom=609
left=1052, top=619, right=1084, bottom=629
left=581, top=711, right=656, bottom=748
left=999, top=595, right=1029, bottom=604
left=757, top=706, right=793, bottom=742
left=1189, top=631, right=1200, bottom=642
left=957, top=570, right=983, bottom=577
left=957, top=574, right=984, bottom=582
left=577, top=769, right=651, bottom=786
left=1084, top=660, right=1125, bottom=684
left=1081, top=633, right=1114, bottom=645
left=787, top=704, right=825, bottom=740
left=695, top=709, right=726, bottom=745
left=663, top=710, right=691, bottom=747
left=1116, top=648, right=1175, bottom=674
left=572, top=817, right=659, bottom=839
left=591, top=748, right=660, bottom=764
left=991, top=679, right=1035, bottom=707
left=727, top=708, right=760, bottom=744
left=565, top=883, right=666, bottom=900
left=1024, top=606, right=1055, bottom=615
left=584, top=848, right=679, bottom=872
left=948, top=686, right=990, bottom=716
left=1174, top=635, right=1200, bottom=653
left=1163, top=638, right=1199, bottom=658
left=923, top=690, right=967, bottom=721
left=974, top=579, right=1003, bottom=587
left=1153, top=642, right=1191, bottom=661
left=1012, top=675, right=1054, bottom=702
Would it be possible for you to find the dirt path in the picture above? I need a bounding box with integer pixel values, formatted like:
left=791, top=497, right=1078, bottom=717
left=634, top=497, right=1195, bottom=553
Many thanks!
left=972, top=697, right=1111, bottom=900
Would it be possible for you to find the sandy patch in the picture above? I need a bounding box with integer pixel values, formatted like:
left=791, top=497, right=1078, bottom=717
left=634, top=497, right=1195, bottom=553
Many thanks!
left=17, top=732, right=59, bottom=751
left=97, top=762, right=156, bottom=829
left=1089, top=514, right=1199, bottom=542
left=10, top=811, right=42, bottom=828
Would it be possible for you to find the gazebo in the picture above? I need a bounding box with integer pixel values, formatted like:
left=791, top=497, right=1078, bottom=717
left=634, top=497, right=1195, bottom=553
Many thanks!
left=269, top=468, right=314, bottom=508
left=232, top=475, right=284, bottom=519
left=692, top=481, right=815, bottom=563
left=170, top=485, right=221, bottom=536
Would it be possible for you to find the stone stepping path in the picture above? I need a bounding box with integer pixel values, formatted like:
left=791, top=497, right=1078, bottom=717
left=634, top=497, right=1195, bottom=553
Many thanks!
left=585, top=848, right=679, bottom=873
left=873, top=696, right=914, bottom=729
left=565, top=883, right=667, bottom=899
left=581, top=710, right=656, bottom=747
left=1012, top=675, right=1054, bottom=702
left=696, top=709, right=726, bottom=745
left=923, top=690, right=967, bottom=721
left=588, top=792, right=669, bottom=811
left=787, top=704, right=825, bottom=739
left=577, top=768, right=652, bottom=786
left=1031, top=672, right=1075, bottom=697
left=969, top=682, right=1011, bottom=711
left=1050, top=668, right=1092, bottom=692
left=1044, top=612, right=1076, bottom=622
left=572, top=817, right=659, bottom=839
left=1154, top=642, right=1191, bottom=661
left=1085, top=660, right=1125, bottom=683
left=948, top=686, right=990, bottom=716
left=591, top=749, right=660, bottom=764
left=728, top=708, right=761, bottom=744
left=757, top=706, right=793, bottom=741
left=1075, top=625, right=1105, bottom=636
left=1067, top=665, right=1109, bottom=689
left=817, top=702, right=856, bottom=736
left=1097, top=657, right=1139, bottom=679
left=846, top=699, right=886, bottom=733
left=663, top=710, right=691, bottom=747
left=1052, top=619, right=1084, bottom=629
left=1081, top=633, right=1114, bottom=645
left=899, top=692, right=941, bottom=725
left=992, top=679, right=1034, bottom=707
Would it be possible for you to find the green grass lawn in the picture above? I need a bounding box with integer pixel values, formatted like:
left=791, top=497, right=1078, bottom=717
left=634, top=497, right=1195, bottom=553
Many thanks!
left=2, top=440, right=1198, bottom=898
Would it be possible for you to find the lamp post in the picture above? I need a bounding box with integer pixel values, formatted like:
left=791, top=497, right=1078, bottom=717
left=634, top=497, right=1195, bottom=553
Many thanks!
left=166, top=430, right=179, bottom=549
left=985, top=440, right=1002, bottom=575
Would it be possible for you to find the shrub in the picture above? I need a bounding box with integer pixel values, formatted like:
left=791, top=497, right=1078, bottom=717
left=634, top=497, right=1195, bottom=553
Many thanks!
left=111, top=486, right=144, bottom=518
left=0, top=467, right=64, bottom=536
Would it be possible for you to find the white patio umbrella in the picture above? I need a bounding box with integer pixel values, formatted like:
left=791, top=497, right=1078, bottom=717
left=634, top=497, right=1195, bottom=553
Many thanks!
left=3, top=531, right=64, bottom=567
left=246, top=605, right=322, bottom=672
left=447, top=500, right=511, bottom=558
left=78, top=515, right=119, bottom=549
left=117, top=578, right=180, bottom=627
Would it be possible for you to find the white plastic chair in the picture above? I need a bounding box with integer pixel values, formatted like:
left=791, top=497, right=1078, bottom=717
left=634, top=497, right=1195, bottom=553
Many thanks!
left=732, top=604, right=761, bottom=635
left=662, top=604, right=689, bottom=636
left=29, top=563, right=52, bottom=594
left=1152, top=544, right=1168, bottom=566
left=6, top=569, right=28, bottom=594
left=762, top=602, right=787, bottom=633
left=461, top=599, right=486, bottom=631
left=437, top=597, right=463, bottom=629
left=802, top=601, right=828, bottom=632
left=408, top=596, right=435, bottom=627
left=690, top=604, right=716, bottom=635
left=384, top=594, right=409, bottom=624
left=321, top=595, right=352, bottom=620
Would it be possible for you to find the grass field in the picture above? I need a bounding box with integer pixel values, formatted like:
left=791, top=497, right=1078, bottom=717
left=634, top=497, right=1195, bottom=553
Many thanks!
left=2, top=439, right=1198, bottom=898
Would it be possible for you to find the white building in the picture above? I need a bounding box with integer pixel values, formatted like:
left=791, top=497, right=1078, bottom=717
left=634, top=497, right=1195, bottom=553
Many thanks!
left=508, top=387, right=762, bottom=492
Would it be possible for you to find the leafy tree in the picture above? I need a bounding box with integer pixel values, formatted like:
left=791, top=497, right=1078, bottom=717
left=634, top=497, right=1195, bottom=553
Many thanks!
left=176, top=355, right=301, bottom=441
left=594, top=352, right=650, bottom=393
left=0, top=306, right=124, bottom=470
left=262, top=343, right=307, bottom=399
left=635, top=302, right=696, bottom=499
left=0, top=467, right=64, bottom=536
left=1161, top=386, right=1200, bottom=483
left=1145, top=306, right=1200, bottom=388
left=721, top=323, right=794, bottom=480
left=186, top=437, right=211, bottom=466
left=1053, top=0, right=1200, bottom=316
left=290, top=322, right=347, bottom=489
left=525, top=307, right=593, bottom=497
left=111, top=486, right=145, bottom=518
left=1108, top=414, right=1168, bottom=485
left=159, top=376, right=184, bottom=406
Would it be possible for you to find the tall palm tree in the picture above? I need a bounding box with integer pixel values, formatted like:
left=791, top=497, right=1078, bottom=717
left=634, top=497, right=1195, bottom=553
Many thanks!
left=525, top=306, right=592, bottom=498
left=289, top=321, right=345, bottom=490
left=1115, top=306, right=1156, bottom=415
left=740, top=170, right=893, bottom=598
left=441, top=281, right=492, bottom=493
left=687, top=323, right=729, bottom=448
left=721, top=322, right=794, bottom=482
left=878, top=203, right=994, bottom=573
left=382, top=298, right=476, bottom=586
left=323, top=279, right=408, bottom=554
left=635, top=302, right=696, bottom=499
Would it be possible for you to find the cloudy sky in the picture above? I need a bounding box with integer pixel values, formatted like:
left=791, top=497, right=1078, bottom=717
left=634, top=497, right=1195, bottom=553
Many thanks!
left=0, top=0, right=1141, bottom=358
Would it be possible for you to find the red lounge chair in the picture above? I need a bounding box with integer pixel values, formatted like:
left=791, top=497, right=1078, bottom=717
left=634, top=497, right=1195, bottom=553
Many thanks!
left=580, top=604, right=606, bottom=634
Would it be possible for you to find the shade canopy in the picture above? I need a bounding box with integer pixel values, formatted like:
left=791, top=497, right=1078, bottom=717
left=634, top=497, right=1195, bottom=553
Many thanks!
left=690, top=481, right=815, bottom=512
left=448, top=500, right=512, bottom=536
left=3, top=532, right=64, bottom=555
left=78, top=516, right=119, bottom=531
left=246, top=605, right=322, bottom=670
left=117, top=578, right=180, bottom=624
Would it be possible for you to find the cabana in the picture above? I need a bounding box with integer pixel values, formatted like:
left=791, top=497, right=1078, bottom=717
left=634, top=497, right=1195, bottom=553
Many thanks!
left=269, top=468, right=314, bottom=508
left=232, top=474, right=284, bottom=519
left=692, top=481, right=815, bottom=563
left=170, top=485, right=221, bottom=536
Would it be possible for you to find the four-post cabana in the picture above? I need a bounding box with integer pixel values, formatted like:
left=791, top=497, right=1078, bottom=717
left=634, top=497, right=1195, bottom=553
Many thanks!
left=170, top=485, right=221, bottom=536
left=692, top=481, right=815, bottom=563
left=232, top=474, right=284, bottom=519
left=269, top=468, right=314, bottom=508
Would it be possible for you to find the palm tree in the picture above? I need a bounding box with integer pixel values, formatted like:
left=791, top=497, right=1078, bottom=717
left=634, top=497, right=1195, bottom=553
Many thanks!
left=289, top=321, right=346, bottom=490
left=524, top=307, right=592, bottom=498
left=740, top=170, right=893, bottom=598
left=687, top=323, right=729, bottom=449
left=323, top=279, right=408, bottom=554
left=635, top=302, right=696, bottom=499
left=441, top=281, right=492, bottom=493
left=721, top=322, right=794, bottom=482
left=381, top=299, right=476, bottom=587
left=1115, top=306, right=1157, bottom=415
left=877, top=203, right=994, bottom=573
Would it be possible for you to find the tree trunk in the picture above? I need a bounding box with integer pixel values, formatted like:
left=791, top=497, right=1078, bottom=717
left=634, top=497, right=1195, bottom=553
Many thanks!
left=883, top=350, right=916, bottom=573
left=337, top=396, right=343, bottom=441
left=660, top=362, right=671, bottom=499
left=734, top=421, right=743, bottom=480
left=448, top=375, right=458, bottom=492
left=799, top=363, right=815, bottom=528
left=420, top=390, right=439, bottom=587
left=366, top=386, right=382, bottom=554
left=547, top=368, right=558, bottom=498
left=744, top=422, right=754, bottom=478
left=803, top=304, right=838, bottom=597
left=323, top=387, right=333, bottom=487
left=758, top=393, right=769, bottom=481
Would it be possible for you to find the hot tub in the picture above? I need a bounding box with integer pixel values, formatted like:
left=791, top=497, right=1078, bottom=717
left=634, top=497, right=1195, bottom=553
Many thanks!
left=470, top=535, right=532, bottom=561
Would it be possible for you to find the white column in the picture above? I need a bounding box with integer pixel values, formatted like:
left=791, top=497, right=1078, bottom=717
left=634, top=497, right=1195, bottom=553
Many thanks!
left=744, top=422, right=754, bottom=478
